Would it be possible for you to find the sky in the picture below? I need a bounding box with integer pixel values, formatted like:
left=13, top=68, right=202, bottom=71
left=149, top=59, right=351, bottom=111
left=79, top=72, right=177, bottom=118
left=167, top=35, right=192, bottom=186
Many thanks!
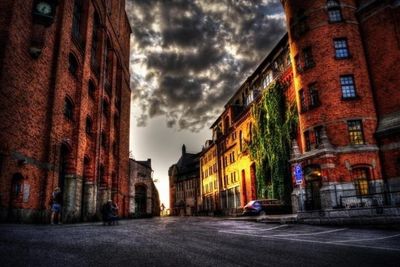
left=125, top=0, right=286, bottom=208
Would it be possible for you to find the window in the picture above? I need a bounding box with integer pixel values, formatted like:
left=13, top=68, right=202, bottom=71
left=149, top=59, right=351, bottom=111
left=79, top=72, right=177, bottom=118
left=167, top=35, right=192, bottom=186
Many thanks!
left=85, top=116, right=92, bottom=135
left=327, top=0, right=342, bottom=22
left=68, top=53, right=78, bottom=76
left=263, top=71, right=273, bottom=88
left=102, top=99, right=109, bottom=116
left=64, top=97, right=74, bottom=120
left=231, top=131, right=236, bottom=140
left=353, top=168, right=369, bottom=195
left=340, top=75, right=357, bottom=99
left=314, top=126, right=323, bottom=148
left=104, top=39, right=113, bottom=96
left=304, top=130, right=311, bottom=151
left=101, top=131, right=107, bottom=148
left=334, top=38, right=349, bottom=59
left=88, top=80, right=96, bottom=99
left=292, top=9, right=308, bottom=38
left=347, top=120, right=365, bottom=145
left=303, top=47, right=315, bottom=69
left=299, top=89, right=307, bottom=112
left=91, top=12, right=101, bottom=75
left=239, top=131, right=243, bottom=152
left=72, top=0, right=85, bottom=45
left=309, top=83, right=320, bottom=108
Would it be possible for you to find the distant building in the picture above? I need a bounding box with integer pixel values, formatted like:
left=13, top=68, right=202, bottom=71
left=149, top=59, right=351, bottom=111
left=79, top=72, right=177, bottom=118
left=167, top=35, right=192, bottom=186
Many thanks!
left=168, top=145, right=201, bottom=216
left=0, top=0, right=132, bottom=223
left=129, top=159, right=160, bottom=217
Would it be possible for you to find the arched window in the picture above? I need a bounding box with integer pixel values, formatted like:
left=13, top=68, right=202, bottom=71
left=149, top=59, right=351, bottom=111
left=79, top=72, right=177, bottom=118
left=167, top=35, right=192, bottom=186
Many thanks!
left=352, top=167, right=370, bottom=195
left=327, top=0, right=342, bottom=22
left=64, top=97, right=74, bottom=120
left=68, top=53, right=79, bottom=75
left=85, top=116, right=92, bottom=135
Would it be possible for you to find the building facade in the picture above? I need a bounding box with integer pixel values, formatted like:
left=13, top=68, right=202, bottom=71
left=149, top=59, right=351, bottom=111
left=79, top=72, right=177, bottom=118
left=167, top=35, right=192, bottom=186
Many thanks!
left=0, top=0, right=132, bottom=223
left=282, top=0, right=400, bottom=212
left=200, top=0, right=400, bottom=215
left=169, top=145, right=201, bottom=216
left=200, top=35, right=293, bottom=215
left=129, top=159, right=160, bottom=217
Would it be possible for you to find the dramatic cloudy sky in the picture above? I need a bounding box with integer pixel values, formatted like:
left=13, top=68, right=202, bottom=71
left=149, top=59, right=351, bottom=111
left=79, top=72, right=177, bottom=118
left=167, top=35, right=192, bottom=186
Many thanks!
left=126, top=0, right=286, bottom=208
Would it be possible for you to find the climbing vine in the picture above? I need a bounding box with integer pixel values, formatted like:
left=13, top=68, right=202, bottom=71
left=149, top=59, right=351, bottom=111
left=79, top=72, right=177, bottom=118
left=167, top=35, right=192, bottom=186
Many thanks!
left=249, top=82, right=298, bottom=202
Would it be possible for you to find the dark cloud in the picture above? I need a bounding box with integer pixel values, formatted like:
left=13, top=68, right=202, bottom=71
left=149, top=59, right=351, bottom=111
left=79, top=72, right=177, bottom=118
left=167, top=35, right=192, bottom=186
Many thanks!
left=126, top=0, right=286, bottom=131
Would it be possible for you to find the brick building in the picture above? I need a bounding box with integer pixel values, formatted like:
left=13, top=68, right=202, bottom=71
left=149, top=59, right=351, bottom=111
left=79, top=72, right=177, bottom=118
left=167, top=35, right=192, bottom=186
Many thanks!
left=283, top=0, right=400, bottom=212
left=0, top=0, right=131, bottom=223
left=169, top=145, right=201, bottom=216
left=200, top=35, right=292, bottom=215
left=200, top=0, right=400, bottom=215
left=129, top=159, right=160, bottom=217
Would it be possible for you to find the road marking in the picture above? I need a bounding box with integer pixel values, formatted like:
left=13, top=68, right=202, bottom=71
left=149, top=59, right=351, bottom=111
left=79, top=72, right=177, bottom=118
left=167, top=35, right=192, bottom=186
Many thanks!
left=329, top=233, right=400, bottom=243
left=258, top=224, right=289, bottom=231
left=218, top=230, right=400, bottom=252
left=218, top=224, right=288, bottom=234
left=271, top=228, right=346, bottom=237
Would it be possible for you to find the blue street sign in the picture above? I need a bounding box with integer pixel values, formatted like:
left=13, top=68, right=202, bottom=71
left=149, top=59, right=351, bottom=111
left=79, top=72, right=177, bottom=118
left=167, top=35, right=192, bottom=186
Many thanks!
left=294, top=163, right=303, bottom=185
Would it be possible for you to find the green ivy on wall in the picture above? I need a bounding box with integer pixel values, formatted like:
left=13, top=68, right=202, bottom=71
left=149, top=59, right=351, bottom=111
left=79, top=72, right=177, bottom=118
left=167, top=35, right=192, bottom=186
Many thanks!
left=249, top=82, right=298, bottom=202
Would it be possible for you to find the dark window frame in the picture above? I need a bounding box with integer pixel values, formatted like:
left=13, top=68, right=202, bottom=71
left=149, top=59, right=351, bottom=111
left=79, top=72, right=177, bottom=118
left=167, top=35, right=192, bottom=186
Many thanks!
left=347, top=120, right=365, bottom=145
left=327, top=0, right=343, bottom=23
left=68, top=53, right=79, bottom=76
left=299, top=89, right=307, bottom=113
left=334, top=38, right=350, bottom=59
left=340, top=75, right=358, bottom=99
left=352, top=167, right=370, bottom=195
left=304, top=130, right=311, bottom=152
left=309, top=83, right=320, bottom=108
left=64, top=97, right=74, bottom=121
left=85, top=116, right=93, bottom=136
left=303, top=46, right=315, bottom=69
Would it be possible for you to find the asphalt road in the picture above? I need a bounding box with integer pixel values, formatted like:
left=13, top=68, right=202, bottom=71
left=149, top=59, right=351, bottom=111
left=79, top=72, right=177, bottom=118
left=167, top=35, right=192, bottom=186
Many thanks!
left=1, top=217, right=400, bottom=267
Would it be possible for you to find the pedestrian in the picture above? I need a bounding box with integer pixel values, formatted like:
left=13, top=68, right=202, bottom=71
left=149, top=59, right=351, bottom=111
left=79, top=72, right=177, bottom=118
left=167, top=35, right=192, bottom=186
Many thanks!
left=111, top=201, right=119, bottom=225
left=50, top=187, right=62, bottom=224
left=101, top=200, right=113, bottom=226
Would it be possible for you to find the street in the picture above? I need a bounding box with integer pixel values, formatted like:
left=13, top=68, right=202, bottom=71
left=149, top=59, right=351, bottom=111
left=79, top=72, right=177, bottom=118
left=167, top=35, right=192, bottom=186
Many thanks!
left=1, top=217, right=400, bottom=267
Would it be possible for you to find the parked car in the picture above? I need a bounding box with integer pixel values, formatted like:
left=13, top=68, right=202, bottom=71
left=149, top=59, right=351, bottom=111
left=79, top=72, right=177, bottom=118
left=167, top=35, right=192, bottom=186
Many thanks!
left=242, top=199, right=289, bottom=216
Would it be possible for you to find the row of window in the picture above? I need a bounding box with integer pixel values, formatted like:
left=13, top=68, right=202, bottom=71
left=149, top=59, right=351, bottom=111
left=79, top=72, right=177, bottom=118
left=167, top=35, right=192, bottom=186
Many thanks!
left=299, top=74, right=358, bottom=113
left=222, top=172, right=239, bottom=188
left=291, top=0, right=343, bottom=39
left=303, top=120, right=365, bottom=152
left=296, top=38, right=350, bottom=74
left=202, top=163, right=217, bottom=179
left=203, top=180, right=217, bottom=194
left=201, top=149, right=216, bottom=165
left=223, top=151, right=236, bottom=168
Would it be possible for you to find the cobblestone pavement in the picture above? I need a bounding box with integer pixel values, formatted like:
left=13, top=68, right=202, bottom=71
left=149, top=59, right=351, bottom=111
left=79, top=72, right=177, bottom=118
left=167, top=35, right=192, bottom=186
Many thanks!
left=1, top=217, right=400, bottom=267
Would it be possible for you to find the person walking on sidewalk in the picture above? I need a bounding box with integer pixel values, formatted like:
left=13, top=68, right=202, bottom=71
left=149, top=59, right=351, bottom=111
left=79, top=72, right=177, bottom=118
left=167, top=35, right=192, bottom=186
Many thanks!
left=50, top=187, right=62, bottom=224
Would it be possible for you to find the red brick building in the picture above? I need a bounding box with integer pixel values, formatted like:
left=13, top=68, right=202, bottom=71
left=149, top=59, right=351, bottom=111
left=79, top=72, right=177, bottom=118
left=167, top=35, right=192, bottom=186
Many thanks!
left=0, top=0, right=131, bottom=223
left=197, top=0, right=400, bottom=216
left=282, top=0, right=400, bottom=212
